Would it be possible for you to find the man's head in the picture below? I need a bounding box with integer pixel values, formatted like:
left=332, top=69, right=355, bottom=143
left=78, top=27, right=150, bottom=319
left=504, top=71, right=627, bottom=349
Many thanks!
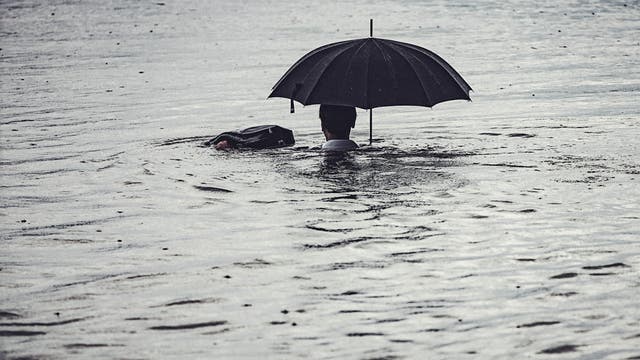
left=319, top=104, right=356, bottom=140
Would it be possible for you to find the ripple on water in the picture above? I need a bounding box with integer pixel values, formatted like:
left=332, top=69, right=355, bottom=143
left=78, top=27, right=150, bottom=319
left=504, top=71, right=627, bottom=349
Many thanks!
left=148, top=320, right=228, bottom=331
left=538, top=344, right=580, bottom=354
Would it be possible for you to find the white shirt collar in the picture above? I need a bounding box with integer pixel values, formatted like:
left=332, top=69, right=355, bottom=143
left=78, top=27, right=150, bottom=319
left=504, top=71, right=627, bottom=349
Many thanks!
left=321, top=139, right=358, bottom=151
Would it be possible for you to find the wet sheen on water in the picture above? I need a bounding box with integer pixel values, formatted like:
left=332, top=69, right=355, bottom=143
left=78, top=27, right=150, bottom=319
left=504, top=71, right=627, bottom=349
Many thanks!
left=1, top=0, right=639, bottom=359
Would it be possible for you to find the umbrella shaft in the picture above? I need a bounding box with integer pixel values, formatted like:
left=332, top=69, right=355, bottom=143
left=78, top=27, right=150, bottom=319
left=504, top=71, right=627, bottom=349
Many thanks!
left=369, top=109, right=373, bottom=145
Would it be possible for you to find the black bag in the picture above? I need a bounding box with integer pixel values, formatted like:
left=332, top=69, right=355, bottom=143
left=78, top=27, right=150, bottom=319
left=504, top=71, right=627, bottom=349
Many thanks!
left=204, top=125, right=295, bottom=149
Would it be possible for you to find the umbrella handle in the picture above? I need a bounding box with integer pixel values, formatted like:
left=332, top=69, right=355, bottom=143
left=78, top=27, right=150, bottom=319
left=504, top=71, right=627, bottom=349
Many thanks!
left=290, top=83, right=302, bottom=113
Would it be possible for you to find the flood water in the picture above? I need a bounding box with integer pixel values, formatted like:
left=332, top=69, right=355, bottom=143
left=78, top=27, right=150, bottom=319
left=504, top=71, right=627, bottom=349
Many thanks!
left=1, top=0, right=639, bottom=359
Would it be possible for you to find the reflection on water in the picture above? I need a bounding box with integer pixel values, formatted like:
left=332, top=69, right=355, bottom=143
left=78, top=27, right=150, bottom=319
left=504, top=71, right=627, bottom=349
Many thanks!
left=319, top=152, right=360, bottom=175
left=284, top=146, right=472, bottom=195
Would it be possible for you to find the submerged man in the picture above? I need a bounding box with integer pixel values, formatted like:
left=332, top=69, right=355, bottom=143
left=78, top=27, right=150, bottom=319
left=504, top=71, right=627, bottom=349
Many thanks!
left=319, top=104, right=358, bottom=151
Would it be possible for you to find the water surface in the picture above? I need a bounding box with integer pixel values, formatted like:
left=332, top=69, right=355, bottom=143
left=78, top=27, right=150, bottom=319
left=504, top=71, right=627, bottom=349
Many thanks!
left=1, top=0, right=639, bottom=359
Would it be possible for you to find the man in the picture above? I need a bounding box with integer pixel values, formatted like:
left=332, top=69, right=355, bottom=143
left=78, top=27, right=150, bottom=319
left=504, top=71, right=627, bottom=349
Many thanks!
left=319, top=104, right=358, bottom=151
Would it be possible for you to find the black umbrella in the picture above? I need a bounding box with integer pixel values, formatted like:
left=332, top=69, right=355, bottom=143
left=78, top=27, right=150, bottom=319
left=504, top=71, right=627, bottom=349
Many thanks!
left=269, top=20, right=472, bottom=144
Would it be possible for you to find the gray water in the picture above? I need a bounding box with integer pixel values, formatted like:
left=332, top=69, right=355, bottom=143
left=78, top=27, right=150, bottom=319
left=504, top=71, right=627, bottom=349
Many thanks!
left=1, top=0, right=639, bottom=359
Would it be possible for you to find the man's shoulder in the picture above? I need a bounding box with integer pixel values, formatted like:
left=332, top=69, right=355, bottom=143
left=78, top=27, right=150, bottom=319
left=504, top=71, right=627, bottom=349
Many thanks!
left=321, top=139, right=358, bottom=151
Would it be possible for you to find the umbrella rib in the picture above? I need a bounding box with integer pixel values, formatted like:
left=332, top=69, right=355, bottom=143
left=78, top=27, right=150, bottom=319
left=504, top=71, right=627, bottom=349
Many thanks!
left=302, top=44, right=357, bottom=104
left=372, top=39, right=399, bottom=100
left=385, top=42, right=434, bottom=106
left=365, top=42, right=372, bottom=108
left=394, top=40, right=472, bottom=94
left=271, top=40, right=355, bottom=92
left=340, top=40, right=370, bottom=107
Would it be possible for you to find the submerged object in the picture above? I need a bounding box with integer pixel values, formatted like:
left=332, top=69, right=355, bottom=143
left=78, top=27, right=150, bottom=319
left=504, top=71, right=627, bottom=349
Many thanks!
left=204, top=125, right=295, bottom=149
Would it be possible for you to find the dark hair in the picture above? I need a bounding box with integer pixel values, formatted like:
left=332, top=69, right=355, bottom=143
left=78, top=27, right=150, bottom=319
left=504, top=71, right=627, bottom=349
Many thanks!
left=319, top=104, right=356, bottom=136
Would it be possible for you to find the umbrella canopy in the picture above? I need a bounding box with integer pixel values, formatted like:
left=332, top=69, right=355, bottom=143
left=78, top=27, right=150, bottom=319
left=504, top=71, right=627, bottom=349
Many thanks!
left=269, top=37, right=471, bottom=111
